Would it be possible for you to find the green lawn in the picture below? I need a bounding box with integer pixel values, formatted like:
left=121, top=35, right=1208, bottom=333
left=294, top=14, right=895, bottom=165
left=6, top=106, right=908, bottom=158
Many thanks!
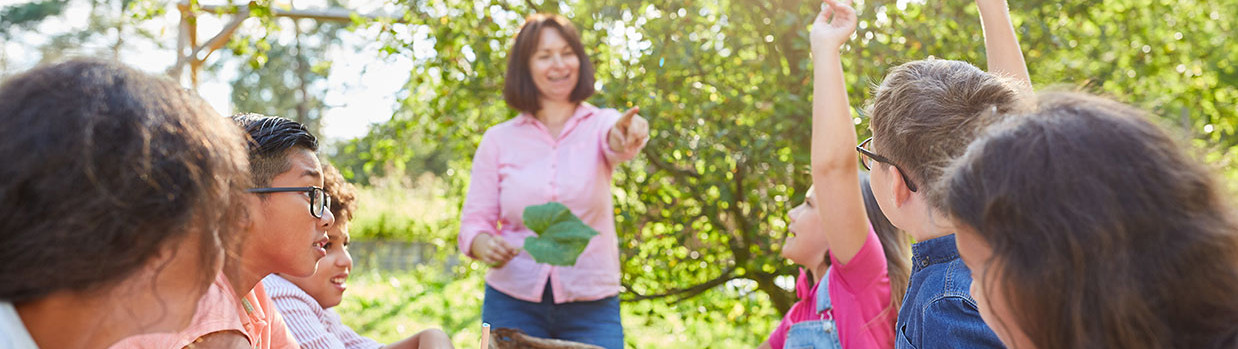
left=334, top=182, right=780, bottom=348
left=333, top=263, right=778, bottom=348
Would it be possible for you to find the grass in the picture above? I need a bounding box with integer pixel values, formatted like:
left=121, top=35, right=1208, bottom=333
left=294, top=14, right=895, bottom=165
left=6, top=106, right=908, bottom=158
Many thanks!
left=335, top=266, right=778, bottom=348
left=335, top=178, right=780, bottom=348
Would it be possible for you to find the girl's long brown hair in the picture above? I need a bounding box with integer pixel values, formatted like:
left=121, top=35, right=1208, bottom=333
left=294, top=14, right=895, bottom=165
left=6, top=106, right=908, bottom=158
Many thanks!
left=861, top=173, right=912, bottom=333
left=806, top=173, right=910, bottom=340
left=939, top=92, right=1238, bottom=348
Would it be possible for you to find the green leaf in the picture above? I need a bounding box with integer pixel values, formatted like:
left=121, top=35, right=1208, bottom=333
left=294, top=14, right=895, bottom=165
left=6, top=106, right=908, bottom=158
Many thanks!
left=522, top=202, right=599, bottom=266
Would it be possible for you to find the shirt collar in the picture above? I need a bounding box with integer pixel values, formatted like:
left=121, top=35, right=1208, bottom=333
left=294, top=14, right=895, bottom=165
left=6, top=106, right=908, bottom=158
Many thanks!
left=794, top=268, right=812, bottom=300
left=515, top=103, right=598, bottom=126
left=910, top=233, right=960, bottom=272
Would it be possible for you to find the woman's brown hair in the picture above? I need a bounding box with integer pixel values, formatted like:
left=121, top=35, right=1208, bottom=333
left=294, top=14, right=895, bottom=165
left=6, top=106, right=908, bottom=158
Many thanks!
left=0, top=58, right=251, bottom=302
left=939, top=92, right=1238, bottom=348
left=504, top=13, right=596, bottom=115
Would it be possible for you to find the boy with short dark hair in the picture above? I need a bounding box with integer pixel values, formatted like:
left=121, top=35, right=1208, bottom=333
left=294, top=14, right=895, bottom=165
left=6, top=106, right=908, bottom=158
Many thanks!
left=117, top=114, right=335, bottom=349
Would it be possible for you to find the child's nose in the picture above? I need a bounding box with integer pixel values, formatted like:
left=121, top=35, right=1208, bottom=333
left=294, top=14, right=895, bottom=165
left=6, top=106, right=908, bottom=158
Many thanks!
left=320, top=209, right=336, bottom=228
left=339, top=250, right=353, bottom=268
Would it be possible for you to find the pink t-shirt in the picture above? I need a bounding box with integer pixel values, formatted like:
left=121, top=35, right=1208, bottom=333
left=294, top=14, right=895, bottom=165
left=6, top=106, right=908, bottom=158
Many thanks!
left=458, top=103, right=643, bottom=303
left=112, top=274, right=301, bottom=349
left=767, top=225, right=894, bottom=349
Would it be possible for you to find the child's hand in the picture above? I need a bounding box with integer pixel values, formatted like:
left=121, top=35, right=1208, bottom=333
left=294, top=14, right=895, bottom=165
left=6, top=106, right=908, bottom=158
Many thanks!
left=810, top=0, right=858, bottom=54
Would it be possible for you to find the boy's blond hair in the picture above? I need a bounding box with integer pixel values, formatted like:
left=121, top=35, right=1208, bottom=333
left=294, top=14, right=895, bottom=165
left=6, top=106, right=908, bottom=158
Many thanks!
left=866, top=58, right=1025, bottom=198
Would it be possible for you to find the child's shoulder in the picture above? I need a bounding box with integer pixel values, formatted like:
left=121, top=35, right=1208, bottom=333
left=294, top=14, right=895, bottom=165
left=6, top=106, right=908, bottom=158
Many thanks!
left=906, top=257, right=977, bottom=306
left=902, top=258, right=981, bottom=322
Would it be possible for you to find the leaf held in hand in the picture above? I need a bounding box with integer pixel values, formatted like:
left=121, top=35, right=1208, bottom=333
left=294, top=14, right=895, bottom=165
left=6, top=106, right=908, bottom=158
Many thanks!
left=522, top=202, right=599, bottom=266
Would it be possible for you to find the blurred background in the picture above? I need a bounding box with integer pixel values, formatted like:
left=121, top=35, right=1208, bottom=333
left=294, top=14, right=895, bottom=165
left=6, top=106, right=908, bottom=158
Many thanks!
left=2, top=0, right=1236, bottom=347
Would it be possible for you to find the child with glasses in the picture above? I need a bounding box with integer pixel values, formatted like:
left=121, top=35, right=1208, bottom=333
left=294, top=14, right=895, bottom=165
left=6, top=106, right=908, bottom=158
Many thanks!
left=937, top=92, right=1238, bottom=349
left=263, top=163, right=454, bottom=349
left=0, top=59, right=251, bottom=348
left=117, top=114, right=336, bottom=348
left=808, top=0, right=1031, bottom=347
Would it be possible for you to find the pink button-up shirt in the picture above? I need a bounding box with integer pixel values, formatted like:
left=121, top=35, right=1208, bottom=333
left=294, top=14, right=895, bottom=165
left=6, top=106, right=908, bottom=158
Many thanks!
left=458, top=103, right=643, bottom=304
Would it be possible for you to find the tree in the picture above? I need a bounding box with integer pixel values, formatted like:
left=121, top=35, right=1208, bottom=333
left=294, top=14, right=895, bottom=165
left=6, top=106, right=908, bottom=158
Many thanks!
left=224, top=2, right=348, bottom=134
left=335, top=0, right=1238, bottom=294
left=319, top=0, right=1238, bottom=344
left=0, top=0, right=168, bottom=76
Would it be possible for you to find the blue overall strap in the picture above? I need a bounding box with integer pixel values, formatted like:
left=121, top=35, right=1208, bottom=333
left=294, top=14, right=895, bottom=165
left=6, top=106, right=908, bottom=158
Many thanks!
left=816, top=267, right=833, bottom=314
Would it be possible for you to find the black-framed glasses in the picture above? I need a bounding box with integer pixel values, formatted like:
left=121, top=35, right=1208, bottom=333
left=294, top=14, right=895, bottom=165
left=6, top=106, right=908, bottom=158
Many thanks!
left=856, top=137, right=919, bottom=192
left=247, top=186, right=332, bottom=218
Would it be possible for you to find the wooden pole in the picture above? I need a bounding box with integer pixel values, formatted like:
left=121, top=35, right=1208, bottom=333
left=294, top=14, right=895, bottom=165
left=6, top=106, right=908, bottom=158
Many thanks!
left=167, top=1, right=404, bottom=89
left=187, top=7, right=198, bottom=90
left=192, top=2, right=400, bottom=23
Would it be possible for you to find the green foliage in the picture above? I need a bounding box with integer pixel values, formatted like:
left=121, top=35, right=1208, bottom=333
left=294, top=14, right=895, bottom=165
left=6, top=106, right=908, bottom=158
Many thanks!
left=336, top=267, right=484, bottom=348
left=345, top=174, right=458, bottom=245
left=2, top=0, right=1228, bottom=342
left=337, top=267, right=779, bottom=348
left=328, top=117, right=455, bottom=186
left=224, top=1, right=346, bottom=133
left=0, top=0, right=69, bottom=39
left=213, top=0, right=1238, bottom=338
left=522, top=202, right=599, bottom=266
left=0, top=0, right=174, bottom=71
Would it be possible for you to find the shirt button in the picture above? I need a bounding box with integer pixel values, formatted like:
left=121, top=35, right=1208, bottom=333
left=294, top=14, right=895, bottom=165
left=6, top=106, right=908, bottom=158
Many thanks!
left=920, top=259, right=929, bottom=267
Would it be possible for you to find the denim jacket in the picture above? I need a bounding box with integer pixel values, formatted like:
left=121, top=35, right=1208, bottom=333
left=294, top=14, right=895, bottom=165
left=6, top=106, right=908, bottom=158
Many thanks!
left=895, top=234, right=1004, bottom=349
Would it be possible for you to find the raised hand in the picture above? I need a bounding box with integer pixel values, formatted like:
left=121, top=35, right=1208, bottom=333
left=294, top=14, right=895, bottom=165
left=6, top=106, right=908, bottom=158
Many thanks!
left=810, top=0, right=858, bottom=53
left=608, top=107, right=649, bottom=154
left=975, top=0, right=1032, bottom=91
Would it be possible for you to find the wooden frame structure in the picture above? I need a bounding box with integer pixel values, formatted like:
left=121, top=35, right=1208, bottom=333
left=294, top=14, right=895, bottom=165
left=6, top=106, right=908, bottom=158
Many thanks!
left=168, top=1, right=397, bottom=89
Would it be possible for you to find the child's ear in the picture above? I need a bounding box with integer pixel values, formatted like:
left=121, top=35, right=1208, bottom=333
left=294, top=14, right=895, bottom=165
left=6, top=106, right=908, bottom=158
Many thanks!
left=890, top=166, right=915, bottom=208
left=239, top=194, right=262, bottom=229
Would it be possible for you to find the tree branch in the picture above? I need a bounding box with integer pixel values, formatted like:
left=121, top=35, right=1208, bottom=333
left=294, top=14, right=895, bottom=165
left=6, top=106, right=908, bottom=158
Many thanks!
left=166, top=4, right=247, bottom=77
left=751, top=271, right=795, bottom=314
left=622, top=265, right=738, bottom=302
left=642, top=148, right=701, bottom=179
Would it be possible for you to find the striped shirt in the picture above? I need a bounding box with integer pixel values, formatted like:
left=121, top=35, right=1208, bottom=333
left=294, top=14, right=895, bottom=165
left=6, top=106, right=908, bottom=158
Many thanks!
left=263, top=275, right=382, bottom=349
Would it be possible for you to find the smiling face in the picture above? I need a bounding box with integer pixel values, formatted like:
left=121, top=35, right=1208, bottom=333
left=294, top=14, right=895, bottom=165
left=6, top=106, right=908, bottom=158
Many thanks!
left=246, top=148, right=335, bottom=278
left=283, top=221, right=353, bottom=309
left=781, top=188, right=831, bottom=267
left=956, top=227, right=1034, bottom=349
left=528, top=27, right=580, bottom=103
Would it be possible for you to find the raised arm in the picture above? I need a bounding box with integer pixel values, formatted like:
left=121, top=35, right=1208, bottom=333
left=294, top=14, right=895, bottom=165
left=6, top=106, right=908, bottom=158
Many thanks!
left=809, top=0, right=870, bottom=265
left=976, top=0, right=1032, bottom=92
